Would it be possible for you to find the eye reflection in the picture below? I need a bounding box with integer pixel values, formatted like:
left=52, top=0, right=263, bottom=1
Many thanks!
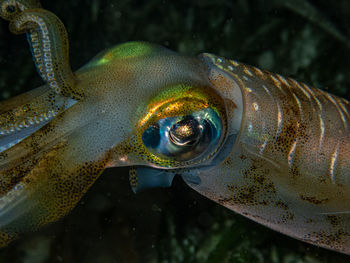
left=142, top=108, right=223, bottom=162
left=169, top=117, right=202, bottom=146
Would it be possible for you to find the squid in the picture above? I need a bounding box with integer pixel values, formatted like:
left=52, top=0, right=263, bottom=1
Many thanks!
left=0, top=0, right=350, bottom=255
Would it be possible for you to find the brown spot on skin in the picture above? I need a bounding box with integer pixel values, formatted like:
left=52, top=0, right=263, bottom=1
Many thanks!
left=217, top=197, right=234, bottom=206
left=259, top=200, right=269, bottom=206
left=281, top=211, right=295, bottom=222
left=273, top=121, right=298, bottom=153
left=306, top=229, right=349, bottom=247
left=327, top=215, right=340, bottom=227
left=291, top=166, right=302, bottom=179
left=240, top=154, right=247, bottom=160
left=237, top=186, right=259, bottom=205
left=253, top=173, right=266, bottom=185
left=306, top=218, right=313, bottom=224
left=226, top=162, right=276, bottom=207
left=0, top=153, right=41, bottom=195
left=226, top=184, right=260, bottom=206
left=275, top=200, right=289, bottom=210
left=264, top=183, right=277, bottom=194
left=242, top=164, right=259, bottom=179
left=300, top=195, right=329, bottom=205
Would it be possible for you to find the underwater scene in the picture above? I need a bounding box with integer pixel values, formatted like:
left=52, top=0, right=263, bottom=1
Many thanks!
left=1, top=0, right=350, bottom=262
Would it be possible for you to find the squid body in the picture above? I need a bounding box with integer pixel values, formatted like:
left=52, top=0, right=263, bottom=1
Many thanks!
left=0, top=0, right=350, bottom=255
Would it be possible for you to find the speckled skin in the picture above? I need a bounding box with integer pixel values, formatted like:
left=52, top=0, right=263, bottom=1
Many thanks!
left=1, top=0, right=350, bottom=256
left=189, top=53, right=350, bottom=254
left=0, top=0, right=213, bottom=247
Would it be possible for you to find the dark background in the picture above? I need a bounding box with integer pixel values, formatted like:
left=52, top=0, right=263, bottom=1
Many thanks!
left=1, top=0, right=350, bottom=262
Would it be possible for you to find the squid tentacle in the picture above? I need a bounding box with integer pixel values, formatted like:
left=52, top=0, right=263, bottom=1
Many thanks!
left=0, top=0, right=83, bottom=100
left=0, top=130, right=111, bottom=247
left=0, top=85, right=77, bottom=153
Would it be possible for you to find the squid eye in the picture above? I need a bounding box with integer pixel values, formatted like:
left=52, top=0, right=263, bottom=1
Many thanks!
left=142, top=108, right=223, bottom=162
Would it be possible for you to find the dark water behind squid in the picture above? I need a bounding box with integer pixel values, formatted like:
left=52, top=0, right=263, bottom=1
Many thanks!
left=1, top=0, right=350, bottom=262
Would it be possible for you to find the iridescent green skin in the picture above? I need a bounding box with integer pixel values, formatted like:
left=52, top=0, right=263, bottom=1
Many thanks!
left=1, top=0, right=350, bottom=256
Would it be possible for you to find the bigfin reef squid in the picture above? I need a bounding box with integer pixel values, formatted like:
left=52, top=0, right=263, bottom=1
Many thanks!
left=1, top=0, right=350, bottom=255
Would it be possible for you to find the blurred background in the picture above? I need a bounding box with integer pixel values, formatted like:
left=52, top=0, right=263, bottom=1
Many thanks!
left=1, top=0, right=350, bottom=262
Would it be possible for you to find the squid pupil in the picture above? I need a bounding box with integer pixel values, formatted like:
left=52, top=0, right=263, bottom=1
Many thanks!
left=169, top=117, right=202, bottom=146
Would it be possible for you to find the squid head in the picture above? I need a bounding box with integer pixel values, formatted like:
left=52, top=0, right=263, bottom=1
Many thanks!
left=0, top=41, right=243, bottom=247
left=100, top=42, right=242, bottom=193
